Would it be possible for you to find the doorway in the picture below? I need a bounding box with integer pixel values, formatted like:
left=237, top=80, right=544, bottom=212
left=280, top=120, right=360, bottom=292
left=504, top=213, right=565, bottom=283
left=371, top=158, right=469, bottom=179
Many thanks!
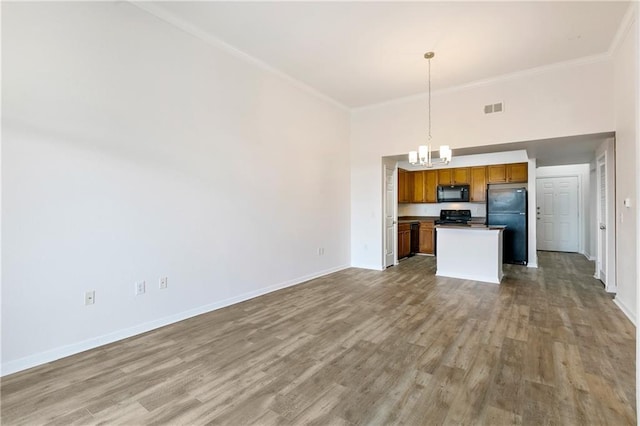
left=595, top=154, right=608, bottom=285
left=384, top=164, right=396, bottom=268
left=536, top=176, right=579, bottom=252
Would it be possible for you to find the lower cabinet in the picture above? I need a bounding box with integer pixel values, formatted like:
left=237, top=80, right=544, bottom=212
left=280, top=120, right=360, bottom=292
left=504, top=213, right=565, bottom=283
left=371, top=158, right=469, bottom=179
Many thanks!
left=418, top=221, right=435, bottom=255
left=398, top=223, right=411, bottom=259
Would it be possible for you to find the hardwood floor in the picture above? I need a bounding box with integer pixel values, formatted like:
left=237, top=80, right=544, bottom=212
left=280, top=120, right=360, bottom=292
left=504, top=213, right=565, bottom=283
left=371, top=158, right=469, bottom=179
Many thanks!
left=1, top=252, right=636, bottom=425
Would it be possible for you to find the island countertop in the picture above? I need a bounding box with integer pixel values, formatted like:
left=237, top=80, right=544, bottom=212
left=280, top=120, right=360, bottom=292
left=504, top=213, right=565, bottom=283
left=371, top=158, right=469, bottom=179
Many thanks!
left=435, top=224, right=506, bottom=230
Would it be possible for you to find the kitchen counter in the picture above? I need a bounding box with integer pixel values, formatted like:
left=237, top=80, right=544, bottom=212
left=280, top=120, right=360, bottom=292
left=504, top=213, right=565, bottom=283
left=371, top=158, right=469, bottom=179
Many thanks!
left=397, top=216, right=438, bottom=224
left=399, top=216, right=487, bottom=224
left=436, top=226, right=504, bottom=284
left=435, top=224, right=505, bottom=230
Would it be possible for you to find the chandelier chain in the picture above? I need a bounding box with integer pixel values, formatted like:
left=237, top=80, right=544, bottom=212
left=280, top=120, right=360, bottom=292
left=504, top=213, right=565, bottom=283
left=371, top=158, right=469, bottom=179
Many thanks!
left=428, top=56, right=432, bottom=141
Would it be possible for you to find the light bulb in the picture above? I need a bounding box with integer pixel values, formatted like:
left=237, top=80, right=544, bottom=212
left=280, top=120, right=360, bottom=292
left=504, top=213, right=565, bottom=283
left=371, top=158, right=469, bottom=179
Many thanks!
left=408, top=151, right=418, bottom=164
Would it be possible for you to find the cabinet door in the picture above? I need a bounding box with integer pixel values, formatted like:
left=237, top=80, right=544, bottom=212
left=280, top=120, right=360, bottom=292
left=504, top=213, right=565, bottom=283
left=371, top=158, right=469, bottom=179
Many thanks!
left=438, top=169, right=453, bottom=186
left=470, top=166, right=487, bottom=202
left=418, top=222, right=434, bottom=254
left=508, top=163, right=528, bottom=183
left=402, top=230, right=411, bottom=257
left=398, top=169, right=410, bottom=203
left=452, top=167, right=471, bottom=184
left=487, top=165, right=507, bottom=183
left=411, top=171, right=425, bottom=203
left=424, top=170, right=438, bottom=203
left=398, top=225, right=411, bottom=259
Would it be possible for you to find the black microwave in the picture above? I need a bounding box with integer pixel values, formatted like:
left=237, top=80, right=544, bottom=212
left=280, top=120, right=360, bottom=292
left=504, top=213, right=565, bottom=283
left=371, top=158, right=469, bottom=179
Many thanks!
left=437, top=185, right=470, bottom=203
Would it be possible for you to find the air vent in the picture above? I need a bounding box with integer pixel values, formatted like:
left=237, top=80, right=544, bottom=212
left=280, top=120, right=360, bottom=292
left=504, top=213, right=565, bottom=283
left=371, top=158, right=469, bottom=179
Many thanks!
left=484, top=102, right=504, bottom=114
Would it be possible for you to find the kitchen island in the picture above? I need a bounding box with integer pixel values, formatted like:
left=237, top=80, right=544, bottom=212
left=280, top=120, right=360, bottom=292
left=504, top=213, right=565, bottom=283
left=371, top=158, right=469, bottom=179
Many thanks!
left=436, top=225, right=505, bottom=284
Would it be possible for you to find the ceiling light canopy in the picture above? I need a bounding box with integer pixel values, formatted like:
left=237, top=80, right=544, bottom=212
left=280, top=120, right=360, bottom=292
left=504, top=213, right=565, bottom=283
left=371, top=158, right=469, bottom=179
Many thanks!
left=409, top=52, right=452, bottom=167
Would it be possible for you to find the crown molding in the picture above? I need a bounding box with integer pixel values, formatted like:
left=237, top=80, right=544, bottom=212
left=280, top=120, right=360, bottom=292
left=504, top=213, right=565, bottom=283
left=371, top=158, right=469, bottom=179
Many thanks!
left=129, top=1, right=349, bottom=112
left=608, top=1, right=638, bottom=55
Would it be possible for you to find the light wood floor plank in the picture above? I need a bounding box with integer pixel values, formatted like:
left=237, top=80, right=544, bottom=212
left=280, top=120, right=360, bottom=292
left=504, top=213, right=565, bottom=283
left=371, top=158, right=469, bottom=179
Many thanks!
left=1, top=252, right=635, bottom=425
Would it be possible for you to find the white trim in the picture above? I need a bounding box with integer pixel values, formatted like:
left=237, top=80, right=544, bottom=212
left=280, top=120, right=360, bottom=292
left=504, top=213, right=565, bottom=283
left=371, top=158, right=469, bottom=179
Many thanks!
left=129, top=1, right=348, bottom=112
left=608, top=2, right=637, bottom=55
left=614, top=298, right=637, bottom=326
left=0, top=264, right=349, bottom=377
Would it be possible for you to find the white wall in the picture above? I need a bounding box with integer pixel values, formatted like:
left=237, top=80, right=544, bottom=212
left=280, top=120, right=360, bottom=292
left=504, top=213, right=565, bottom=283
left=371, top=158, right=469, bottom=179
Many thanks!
left=612, top=7, right=638, bottom=323
left=535, top=164, right=591, bottom=257
left=1, top=3, right=351, bottom=374
left=351, top=58, right=614, bottom=270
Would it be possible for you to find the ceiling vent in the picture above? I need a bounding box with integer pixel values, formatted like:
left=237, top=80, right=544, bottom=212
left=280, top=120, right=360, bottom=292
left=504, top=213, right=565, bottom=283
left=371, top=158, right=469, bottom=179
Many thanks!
left=484, top=102, right=504, bottom=114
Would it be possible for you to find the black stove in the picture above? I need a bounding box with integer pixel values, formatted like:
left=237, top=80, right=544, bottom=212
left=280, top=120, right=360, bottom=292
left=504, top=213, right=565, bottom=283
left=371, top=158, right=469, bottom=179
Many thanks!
left=435, top=209, right=472, bottom=225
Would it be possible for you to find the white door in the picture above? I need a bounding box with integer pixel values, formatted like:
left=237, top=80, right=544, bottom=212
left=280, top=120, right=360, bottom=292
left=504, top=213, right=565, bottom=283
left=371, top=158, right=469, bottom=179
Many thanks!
left=596, top=155, right=607, bottom=284
left=536, top=176, right=579, bottom=252
left=384, top=165, right=396, bottom=267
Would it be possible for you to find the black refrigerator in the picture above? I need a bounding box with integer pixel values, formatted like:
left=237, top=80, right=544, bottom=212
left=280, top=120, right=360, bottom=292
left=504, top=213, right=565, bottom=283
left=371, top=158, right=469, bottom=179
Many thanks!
left=486, top=187, right=528, bottom=265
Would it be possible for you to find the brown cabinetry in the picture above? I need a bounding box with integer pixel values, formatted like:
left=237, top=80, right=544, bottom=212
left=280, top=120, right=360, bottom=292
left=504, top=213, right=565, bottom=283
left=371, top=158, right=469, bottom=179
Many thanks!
left=487, top=163, right=528, bottom=184
left=424, top=170, right=437, bottom=203
left=410, top=171, right=424, bottom=203
left=437, top=169, right=452, bottom=186
left=398, top=168, right=410, bottom=203
left=508, top=163, right=528, bottom=183
left=487, top=164, right=507, bottom=183
left=399, top=163, right=527, bottom=206
left=470, top=166, right=487, bottom=202
left=418, top=221, right=435, bottom=254
left=409, top=170, right=437, bottom=203
left=438, top=167, right=470, bottom=185
left=398, top=223, right=411, bottom=259
left=452, top=167, right=471, bottom=184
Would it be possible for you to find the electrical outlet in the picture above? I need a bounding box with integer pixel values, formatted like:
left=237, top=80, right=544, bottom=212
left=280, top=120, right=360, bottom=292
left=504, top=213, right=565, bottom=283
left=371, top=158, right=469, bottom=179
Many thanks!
left=159, top=277, right=168, bottom=289
left=135, top=281, right=146, bottom=296
left=317, top=247, right=325, bottom=256
left=85, top=290, right=95, bottom=305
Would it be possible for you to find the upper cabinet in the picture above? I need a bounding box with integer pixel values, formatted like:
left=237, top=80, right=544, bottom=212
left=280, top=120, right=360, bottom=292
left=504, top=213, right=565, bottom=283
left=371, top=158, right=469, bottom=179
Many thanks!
left=452, top=167, right=471, bottom=184
left=487, top=163, right=528, bottom=184
left=437, top=169, right=452, bottom=186
left=470, top=167, right=487, bottom=202
left=438, top=167, right=470, bottom=185
left=399, top=162, right=527, bottom=205
left=508, top=163, right=528, bottom=183
left=409, top=170, right=437, bottom=203
left=424, top=170, right=437, bottom=202
left=411, top=170, right=425, bottom=202
left=398, top=168, right=410, bottom=203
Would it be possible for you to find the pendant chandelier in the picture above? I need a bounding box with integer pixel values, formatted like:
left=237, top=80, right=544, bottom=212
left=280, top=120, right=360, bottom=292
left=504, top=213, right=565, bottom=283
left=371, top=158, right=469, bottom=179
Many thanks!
left=408, top=52, right=452, bottom=167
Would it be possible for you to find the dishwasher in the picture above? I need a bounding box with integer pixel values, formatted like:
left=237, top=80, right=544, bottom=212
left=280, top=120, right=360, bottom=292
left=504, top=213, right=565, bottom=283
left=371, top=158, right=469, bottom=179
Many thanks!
left=410, top=222, right=420, bottom=256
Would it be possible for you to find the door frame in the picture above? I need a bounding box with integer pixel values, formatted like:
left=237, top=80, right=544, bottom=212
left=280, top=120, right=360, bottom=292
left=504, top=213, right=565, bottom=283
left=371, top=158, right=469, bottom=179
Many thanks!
left=535, top=175, right=581, bottom=253
left=595, top=152, right=615, bottom=291
left=382, top=160, right=398, bottom=268
left=593, top=139, right=616, bottom=294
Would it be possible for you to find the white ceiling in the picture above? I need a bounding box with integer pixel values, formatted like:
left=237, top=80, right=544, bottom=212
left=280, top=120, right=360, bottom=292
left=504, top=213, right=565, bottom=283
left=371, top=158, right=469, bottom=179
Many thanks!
left=150, top=1, right=629, bottom=108
left=144, top=1, right=629, bottom=166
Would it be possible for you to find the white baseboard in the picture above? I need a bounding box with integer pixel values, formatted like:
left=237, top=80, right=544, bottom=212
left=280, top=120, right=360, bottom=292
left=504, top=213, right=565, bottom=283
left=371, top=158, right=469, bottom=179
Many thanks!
left=352, top=263, right=385, bottom=271
left=613, top=298, right=637, bottom=326
left=1, top=264, right=350, bottom=377
left=581, top=251, right=596, bottom=261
